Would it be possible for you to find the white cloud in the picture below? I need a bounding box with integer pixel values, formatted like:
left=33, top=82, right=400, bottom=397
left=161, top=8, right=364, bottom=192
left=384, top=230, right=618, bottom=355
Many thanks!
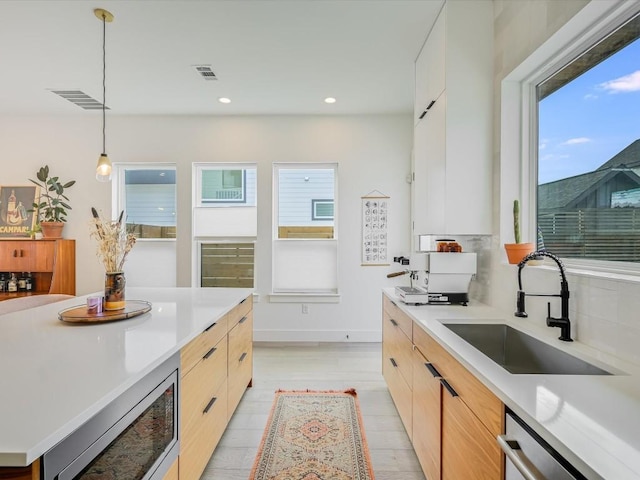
left=562, top=137, right=591, bottom=145
left=584, top=93, right=598, bottom=100
left=600, top=70, right=640, bottom=93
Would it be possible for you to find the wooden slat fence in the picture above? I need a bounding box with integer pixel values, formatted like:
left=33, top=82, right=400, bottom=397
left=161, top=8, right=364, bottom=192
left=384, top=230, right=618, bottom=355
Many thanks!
left=201, top=243, right=254, bottom=287
left=539, top=208, right=640, bottom=261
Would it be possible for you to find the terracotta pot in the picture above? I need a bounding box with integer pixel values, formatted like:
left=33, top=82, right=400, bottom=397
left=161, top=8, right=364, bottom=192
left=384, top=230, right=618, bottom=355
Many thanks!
left=40, top=221, right=64, bottom=239
left=504, top=242, right=535, bottom=264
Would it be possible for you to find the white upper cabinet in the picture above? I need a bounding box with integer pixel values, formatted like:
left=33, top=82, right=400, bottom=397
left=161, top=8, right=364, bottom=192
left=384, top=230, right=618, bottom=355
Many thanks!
left=412, top=0, right=493, bottom=236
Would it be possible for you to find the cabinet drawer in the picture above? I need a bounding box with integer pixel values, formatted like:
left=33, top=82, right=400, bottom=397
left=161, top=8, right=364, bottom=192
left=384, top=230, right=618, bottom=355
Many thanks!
left=227, top=295, right=252, bottom=330
left=180, top=379, right=228, bottom=480
left=383, top=295, right=412, bottom=339
left=228, top=312, right=253, bottom=419
left=413, top=324, right=503, bottom=437
left=383, top=348, right=412, bottom=439
left=180, top=315, right=228, bottom=377
left=181, top=337, right=227, bottom=435
left=383, top=311, right=413, bottom=386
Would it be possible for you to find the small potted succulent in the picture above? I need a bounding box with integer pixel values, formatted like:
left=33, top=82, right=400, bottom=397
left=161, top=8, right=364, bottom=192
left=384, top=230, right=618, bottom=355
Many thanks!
left=29, top=165, right=75, bottom=238
left=504, top=199, right=535, bottom=264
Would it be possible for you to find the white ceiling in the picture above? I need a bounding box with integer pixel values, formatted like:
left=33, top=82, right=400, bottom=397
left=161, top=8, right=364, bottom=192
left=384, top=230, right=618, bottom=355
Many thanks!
left=0, top=0, right=444, bottom=116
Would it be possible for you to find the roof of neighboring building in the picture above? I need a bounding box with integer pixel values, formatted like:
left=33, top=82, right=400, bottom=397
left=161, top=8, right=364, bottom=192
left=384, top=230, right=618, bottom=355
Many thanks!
left=539, top=139, right=640, bottom=209
left=596, top=139, right=640, bottom=170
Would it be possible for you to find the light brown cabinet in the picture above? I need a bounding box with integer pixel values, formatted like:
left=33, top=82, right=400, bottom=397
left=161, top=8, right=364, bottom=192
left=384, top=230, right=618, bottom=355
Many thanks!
left=179, top=294, right=253, bottom=480
left=382, top=295, right=413, bottom=439
left=383, top=293, right=504, bottom=480
left=0, top=239, right=75, bottom=298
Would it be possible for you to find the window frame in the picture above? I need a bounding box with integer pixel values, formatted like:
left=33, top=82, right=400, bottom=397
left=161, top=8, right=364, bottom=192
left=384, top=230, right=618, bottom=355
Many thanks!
left=111, top=162, right=177, bottom=242
left=194, top=163, right=255, bottom=207
left=311, top=199, right=335, bottom=221
left=501, top=1, right=640, bottom=276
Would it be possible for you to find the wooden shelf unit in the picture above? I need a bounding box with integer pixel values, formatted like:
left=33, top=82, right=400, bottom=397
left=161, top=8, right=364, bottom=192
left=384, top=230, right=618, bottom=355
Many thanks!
left=0, top=239, right=75, bottom=300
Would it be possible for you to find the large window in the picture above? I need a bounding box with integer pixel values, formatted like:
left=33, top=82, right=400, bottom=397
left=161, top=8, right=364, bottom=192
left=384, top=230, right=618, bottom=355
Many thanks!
left=273, top=164, right=338, bottom=294
left=536, top=11, right=640, bottom=263
left=113, top=165, right=176, bottom=239
left=193, top=164, right=257, bottom=288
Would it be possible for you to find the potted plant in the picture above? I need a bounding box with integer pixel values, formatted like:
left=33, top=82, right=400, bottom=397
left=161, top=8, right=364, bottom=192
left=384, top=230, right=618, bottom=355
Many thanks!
left=504, top=199, right=535, bottom=264
left=29, top=165, right=75, bottom=238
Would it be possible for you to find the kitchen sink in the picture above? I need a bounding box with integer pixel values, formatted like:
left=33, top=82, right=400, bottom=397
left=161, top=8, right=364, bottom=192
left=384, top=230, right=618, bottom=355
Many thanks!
left=443, top=323, right=611, bottom=375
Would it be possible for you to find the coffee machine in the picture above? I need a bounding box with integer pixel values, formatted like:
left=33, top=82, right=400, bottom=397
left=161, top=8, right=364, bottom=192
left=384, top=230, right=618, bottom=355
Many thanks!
left=389, top=251, right=477, bottom=305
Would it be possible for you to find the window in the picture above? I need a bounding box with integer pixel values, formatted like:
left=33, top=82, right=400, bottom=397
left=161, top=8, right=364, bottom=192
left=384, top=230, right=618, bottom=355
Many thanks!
left=536, top=10, right=640, bottom=263
left=273, top=164, right=338, bottom=294
left=312, top=199, right=334, bottom=220
left=113, top=165, right=176, bottom=239
left=192, top=164, right=257, bottom=288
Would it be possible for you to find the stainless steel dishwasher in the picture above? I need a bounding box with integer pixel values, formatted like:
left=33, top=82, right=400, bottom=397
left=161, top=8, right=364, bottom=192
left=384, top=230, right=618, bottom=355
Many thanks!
left=498, top=410, right=588, bottom=480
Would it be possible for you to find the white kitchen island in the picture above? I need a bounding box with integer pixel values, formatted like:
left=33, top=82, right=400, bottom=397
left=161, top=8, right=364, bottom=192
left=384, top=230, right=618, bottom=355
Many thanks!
left=383, top=288, right=640, bottom=480
left=0, top=287, right=253, bottom=469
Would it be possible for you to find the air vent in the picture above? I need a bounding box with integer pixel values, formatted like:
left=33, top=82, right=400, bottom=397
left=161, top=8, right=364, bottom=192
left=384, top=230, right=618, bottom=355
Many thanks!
left=50, top=90, right=108, bottom=110
left=193, top=65, right=218, bottom=81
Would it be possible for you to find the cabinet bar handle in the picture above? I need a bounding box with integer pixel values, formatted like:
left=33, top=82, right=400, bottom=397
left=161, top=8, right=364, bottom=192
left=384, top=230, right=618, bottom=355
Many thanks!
left=203, top=347, right=216, bottom=359
left=13, top=250, right=17, bottom=257
left=425, top=362, right=441, bottom=378
left=419, top=109, right=428, bottom=119
left=204, top=321, right=217, bottom=332
left=497, top=435, right=544, bottom=480
left=426, top=99, right=436, bottom=110
left=390, top=318, right=398, bottom=327
left=239, top=316, right=248, bottom=324
left=203, top=396, right=217, bottom=414
left=390, top=300, right=397, bottom=307
left=390, top=357, right=398, bottom=368
left=440, top=378, right=459, bottom=397
left=239, top=352, right=247, bottom=362
left=239, top=298, right=247, bottom=304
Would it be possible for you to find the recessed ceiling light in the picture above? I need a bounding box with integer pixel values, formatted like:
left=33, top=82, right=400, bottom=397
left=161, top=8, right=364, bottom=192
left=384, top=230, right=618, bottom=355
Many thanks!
left=218, top=97, right=231, bottom=104
left=324, top=97, right=337, bottom=104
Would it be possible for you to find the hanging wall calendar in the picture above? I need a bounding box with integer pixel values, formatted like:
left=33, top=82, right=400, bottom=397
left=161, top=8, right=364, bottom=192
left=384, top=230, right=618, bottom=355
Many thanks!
left=361, top=191, right=389, bottom=266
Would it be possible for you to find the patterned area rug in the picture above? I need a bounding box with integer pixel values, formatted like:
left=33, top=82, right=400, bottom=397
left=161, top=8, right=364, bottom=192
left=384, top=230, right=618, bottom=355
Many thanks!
left=249, top=389, right=375, bottom=480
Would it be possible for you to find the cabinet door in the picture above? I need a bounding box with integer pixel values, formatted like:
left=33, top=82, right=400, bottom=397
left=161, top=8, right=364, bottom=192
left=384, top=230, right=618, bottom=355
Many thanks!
left=31, top=241, right=55, bottom=272
left=412, top=349, right=441, bottom=480
left=414, top=5, right=445, bottom=125
left=0, top=241, right=33, bottom=271
left=442, top=387, right=502, bottom=480
left=413, top=91, right=446, bottom=236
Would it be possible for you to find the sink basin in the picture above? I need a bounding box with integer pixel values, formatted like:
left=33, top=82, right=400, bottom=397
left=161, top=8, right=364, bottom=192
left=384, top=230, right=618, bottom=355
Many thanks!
left=443, top=323, right=611, bottom=375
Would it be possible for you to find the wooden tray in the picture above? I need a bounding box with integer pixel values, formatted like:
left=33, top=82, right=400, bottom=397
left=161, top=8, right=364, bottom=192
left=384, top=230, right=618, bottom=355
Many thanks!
left=58, top=300, right=152, bottom=324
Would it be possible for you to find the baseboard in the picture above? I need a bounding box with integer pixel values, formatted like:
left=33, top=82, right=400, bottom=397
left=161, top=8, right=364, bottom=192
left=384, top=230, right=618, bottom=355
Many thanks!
left=253, top=329, right=381, bottom=343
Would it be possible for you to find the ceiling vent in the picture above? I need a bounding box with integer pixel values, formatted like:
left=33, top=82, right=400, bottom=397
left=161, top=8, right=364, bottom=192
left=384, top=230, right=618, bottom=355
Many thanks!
left=50, top=90, right=107, bottom=110
left=193, top=65, right=218, bottom=81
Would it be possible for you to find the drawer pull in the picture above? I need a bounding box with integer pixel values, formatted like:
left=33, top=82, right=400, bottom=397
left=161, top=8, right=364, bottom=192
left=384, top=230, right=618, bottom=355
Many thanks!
left=204, top=321, right=217, bottom=332
left=425, top=363, right=441, bottom=378
left=390, top=357, right=398, bottom=368
left=390, top=300, right=397, bottom=307
left=203, top=396, right=217, bottom=414
left=390, top=318, right=399, bottom=327
left=12, top=249, right=17, bottom=257
left=239, top=352, right=247, bottom=362
left=239, top=316, right=248, bottom=324
left=239, top=298, right=247, bottom=304
left=203, top=347, right=217, bottom=359
left=440, top=378, right=459, bottom=397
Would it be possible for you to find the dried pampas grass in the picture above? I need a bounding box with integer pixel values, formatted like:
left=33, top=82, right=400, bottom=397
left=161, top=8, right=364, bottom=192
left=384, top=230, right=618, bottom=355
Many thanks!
left=90, top=207, right=136, bottom=273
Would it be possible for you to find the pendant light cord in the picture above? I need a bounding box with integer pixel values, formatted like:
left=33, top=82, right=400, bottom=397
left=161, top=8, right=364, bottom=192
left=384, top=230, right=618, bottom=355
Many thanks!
left=102, top=12, right=106, bottom=154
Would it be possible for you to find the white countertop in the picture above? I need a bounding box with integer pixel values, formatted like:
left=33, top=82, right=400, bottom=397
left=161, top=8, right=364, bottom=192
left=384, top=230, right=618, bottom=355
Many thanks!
left=383, top=288, right=640, bottom=480
left=0, top=287, right=253, bottom=467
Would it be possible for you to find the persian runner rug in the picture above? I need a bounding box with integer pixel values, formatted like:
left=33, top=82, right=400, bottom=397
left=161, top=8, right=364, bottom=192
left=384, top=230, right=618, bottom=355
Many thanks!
left=249, top=389, right=375, bottom=480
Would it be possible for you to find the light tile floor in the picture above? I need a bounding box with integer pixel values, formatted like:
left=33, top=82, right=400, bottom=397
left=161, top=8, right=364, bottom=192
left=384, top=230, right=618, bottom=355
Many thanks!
left=200, top=342, right=425, bottom=480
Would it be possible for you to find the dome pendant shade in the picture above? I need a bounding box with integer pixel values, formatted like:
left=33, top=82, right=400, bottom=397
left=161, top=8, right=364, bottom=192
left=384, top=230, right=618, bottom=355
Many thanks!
left=96, top=153, right=112, bottom=182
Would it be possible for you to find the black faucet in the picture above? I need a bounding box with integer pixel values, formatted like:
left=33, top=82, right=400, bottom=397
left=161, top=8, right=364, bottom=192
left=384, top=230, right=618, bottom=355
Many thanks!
left=514, top=250, right=573, bottom=342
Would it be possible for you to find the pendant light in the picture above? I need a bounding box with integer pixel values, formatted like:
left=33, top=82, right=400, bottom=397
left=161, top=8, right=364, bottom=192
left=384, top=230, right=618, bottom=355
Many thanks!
left=94, top=8, right=114, bottom=182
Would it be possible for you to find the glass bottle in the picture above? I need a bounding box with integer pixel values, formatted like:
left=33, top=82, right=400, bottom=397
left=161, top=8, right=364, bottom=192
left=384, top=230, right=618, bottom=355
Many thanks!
left=0, top=274, right=6, bottom=293
left=7, top=273, right=18, bottom=292
left=17, top=272, right=27, bottom=291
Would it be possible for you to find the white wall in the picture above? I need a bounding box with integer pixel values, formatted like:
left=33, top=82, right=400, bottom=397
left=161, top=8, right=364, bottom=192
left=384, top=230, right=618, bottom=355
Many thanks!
left=490, top=0, right=640, bottom=366
left=0, top=114, right=412, bottom=341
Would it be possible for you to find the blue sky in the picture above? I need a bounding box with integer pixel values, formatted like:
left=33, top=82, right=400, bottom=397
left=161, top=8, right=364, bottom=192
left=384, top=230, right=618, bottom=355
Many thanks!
left=538, top=37, right=640, bottom=184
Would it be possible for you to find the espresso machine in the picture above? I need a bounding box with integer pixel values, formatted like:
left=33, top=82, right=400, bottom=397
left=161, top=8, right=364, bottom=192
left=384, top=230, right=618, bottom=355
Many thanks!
left=389, top=251, right=477, bottom=305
